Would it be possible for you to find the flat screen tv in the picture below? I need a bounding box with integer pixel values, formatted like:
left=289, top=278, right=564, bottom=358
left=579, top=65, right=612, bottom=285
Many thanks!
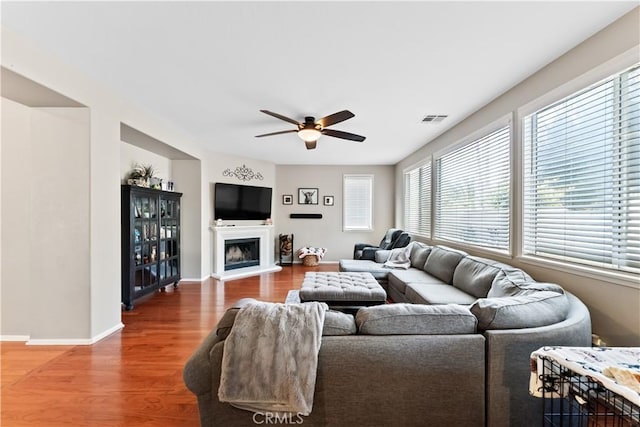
left=214, top=182, right=272, bottom=221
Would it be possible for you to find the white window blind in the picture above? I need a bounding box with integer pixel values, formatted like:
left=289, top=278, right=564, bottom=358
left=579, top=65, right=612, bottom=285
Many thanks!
left=404, top=161, right=431, bottom=237
left=523, top=64, right=639, bottom=274
left=435, top=126, right=511, bottom=250
left=343, top=174, right=373, bottom=230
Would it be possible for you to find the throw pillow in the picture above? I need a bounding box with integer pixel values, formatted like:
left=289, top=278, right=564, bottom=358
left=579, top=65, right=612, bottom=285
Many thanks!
left=470, top=291, right=570, bottom=331
left=356, top=303, right=477, bottom=335
left=488, top=267, right=548, bottom=298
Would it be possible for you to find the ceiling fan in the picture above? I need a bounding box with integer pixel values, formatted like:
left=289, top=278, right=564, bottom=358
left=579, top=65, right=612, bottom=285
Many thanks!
left=255, top=109, right=366, bottom=150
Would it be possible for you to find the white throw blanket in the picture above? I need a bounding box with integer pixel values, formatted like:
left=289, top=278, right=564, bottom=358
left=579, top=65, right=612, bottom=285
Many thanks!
left=383, top=243, right=413, bottom=269
left=218, top=301, right=328, bottom=416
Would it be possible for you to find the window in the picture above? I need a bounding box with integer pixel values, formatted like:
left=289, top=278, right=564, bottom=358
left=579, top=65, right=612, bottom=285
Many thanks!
left=523, top=64, right=639, bottom=274
left=343, top=174, right=373, bottom=230
left=435, top=125, right=511, bottom=251
left=404, top=161, right=431, bottom=238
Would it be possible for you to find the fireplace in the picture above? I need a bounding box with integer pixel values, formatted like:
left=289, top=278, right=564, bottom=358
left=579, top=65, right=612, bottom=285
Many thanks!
left=212, top=225, right=281, bottom=280
left=224, top=238, right=260, bottom=271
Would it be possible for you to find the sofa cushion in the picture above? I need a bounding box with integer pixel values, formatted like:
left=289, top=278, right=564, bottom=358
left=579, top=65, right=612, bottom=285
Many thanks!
left=405, top=283, right=478, bottom=305
left=452, top=256, right=502, bottom=298
left=470, top=291, right=570, bottom=330
left=409, top=242, right=432, bottom=269
left=323, top=310, right=357, bottom=335
left=356, top=303, right=477, bottom=335
left=339, top=259, right=390, bottom=281
left=388, top=269, right=446, bottom=295
left=423, top=246, right=467, bottom=284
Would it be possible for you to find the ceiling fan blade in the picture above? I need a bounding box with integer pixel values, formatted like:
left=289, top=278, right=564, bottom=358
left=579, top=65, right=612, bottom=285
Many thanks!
left=316, top=110, right=355, bottom=128
left=305, top=140, right=317, bottom=150
left=322, top=128, right=366, bottom=142
left=259, top=110, right=301, bottom=126
left=255, top=129, right=298, bottom=138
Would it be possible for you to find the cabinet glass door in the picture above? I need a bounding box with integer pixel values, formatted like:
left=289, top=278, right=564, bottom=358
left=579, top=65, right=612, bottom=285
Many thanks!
left=132, top=193, right=159, bottom=294
left=160, top=196, right=179, bottom=281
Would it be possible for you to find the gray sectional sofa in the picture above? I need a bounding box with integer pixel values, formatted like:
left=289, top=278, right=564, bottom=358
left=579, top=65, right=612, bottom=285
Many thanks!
left=184, top=243, right=592, bottom=427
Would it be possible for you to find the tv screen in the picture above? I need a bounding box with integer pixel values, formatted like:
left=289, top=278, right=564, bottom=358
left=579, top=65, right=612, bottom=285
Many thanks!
left=214, top=182, right=272, bottom=220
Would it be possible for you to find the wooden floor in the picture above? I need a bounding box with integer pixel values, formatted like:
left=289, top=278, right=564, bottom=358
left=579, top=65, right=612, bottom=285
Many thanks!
left=1, top=264, right=337, bottom=426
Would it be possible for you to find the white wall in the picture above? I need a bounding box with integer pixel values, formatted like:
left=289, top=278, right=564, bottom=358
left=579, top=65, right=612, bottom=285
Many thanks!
left=30, top=107, right=91, bottom=340
left=1, top=27, right=210, bottom=342
left=1, top=27, right=278, bottom=337
left=1, top=99, right=95, bottom=341
left=1, top=98, right=32, bottom=338
left=396, top=8, right=640, bottom=346
left=275, top=165, right=395, bottom=262
left=172, top=159, right=202, bottom=279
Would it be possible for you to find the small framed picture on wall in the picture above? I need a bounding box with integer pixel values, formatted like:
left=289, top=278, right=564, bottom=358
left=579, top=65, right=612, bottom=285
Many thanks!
left=282, top=194, right=293, bottom=205
left=323, top=196, right=334, bottom=206
left=298, top=188, right=319, bottom=205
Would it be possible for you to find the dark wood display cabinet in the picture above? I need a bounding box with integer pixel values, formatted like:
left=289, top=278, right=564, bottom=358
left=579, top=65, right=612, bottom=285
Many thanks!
left=121, top=185, right=182, bottom=310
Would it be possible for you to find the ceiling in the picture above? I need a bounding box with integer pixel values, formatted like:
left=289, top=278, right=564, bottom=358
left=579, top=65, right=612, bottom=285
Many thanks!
left=1, top=1, right=636, bottom=165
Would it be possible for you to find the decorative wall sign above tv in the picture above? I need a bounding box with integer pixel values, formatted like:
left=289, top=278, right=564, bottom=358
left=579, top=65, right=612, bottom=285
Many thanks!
left=222, top=164, right=264, bottom=181
left=298, top=188, right=318, bottom=205
left=282, top=194, right=293, bottom=205
left=323, top=196, right=334, bottom=206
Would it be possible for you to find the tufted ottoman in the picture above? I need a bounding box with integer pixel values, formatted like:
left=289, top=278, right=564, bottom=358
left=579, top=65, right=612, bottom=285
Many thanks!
left=300, top=272, right=387, bottom=307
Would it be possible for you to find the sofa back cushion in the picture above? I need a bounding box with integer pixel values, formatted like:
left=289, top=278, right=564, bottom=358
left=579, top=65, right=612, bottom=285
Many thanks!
left=356, top=303, right=477, bottom=335
left=217, top=299, right=357, bottom=338
left=423, top=246, right=467, bottom=284
left=409, top=242, right=432, bottom=269
left=470, top=291, right=570, bottom=331
left=452, top=256, right=502, bottom=298
left=215, top=298, right=257, bottom=339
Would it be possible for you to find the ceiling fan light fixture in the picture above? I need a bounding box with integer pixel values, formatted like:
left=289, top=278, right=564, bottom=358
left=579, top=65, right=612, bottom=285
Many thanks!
left=297, top=128, right=322, bottom=142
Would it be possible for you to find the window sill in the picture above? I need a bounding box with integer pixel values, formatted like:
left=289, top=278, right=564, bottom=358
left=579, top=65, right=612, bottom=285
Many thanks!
left=517, top=255, right=639, bottom=290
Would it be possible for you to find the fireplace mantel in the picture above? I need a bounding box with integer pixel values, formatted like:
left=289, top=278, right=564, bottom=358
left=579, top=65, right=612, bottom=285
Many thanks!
left=211, top=225, right=281, bottom=280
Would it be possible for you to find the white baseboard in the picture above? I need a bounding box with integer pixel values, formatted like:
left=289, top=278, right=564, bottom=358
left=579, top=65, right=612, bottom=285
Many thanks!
left=0, top=335, right=30, bottom=342
left=90, top=322, right=125, bottom=344
left=211, top=265, right=282, bottom=281
left=178, top=277, right=211, bottom=282
left=26, top=322, right=124, bottom=346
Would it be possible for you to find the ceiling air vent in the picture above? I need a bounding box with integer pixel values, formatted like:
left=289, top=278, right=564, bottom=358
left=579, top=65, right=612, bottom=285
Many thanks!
left=422, top=115, right=448, bottom=123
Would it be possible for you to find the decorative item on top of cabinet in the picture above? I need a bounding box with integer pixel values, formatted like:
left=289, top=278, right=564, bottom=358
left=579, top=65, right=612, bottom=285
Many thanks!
left=126, top=163, right=156, bottom=188
left=121, top=185, right=182, bottom=310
